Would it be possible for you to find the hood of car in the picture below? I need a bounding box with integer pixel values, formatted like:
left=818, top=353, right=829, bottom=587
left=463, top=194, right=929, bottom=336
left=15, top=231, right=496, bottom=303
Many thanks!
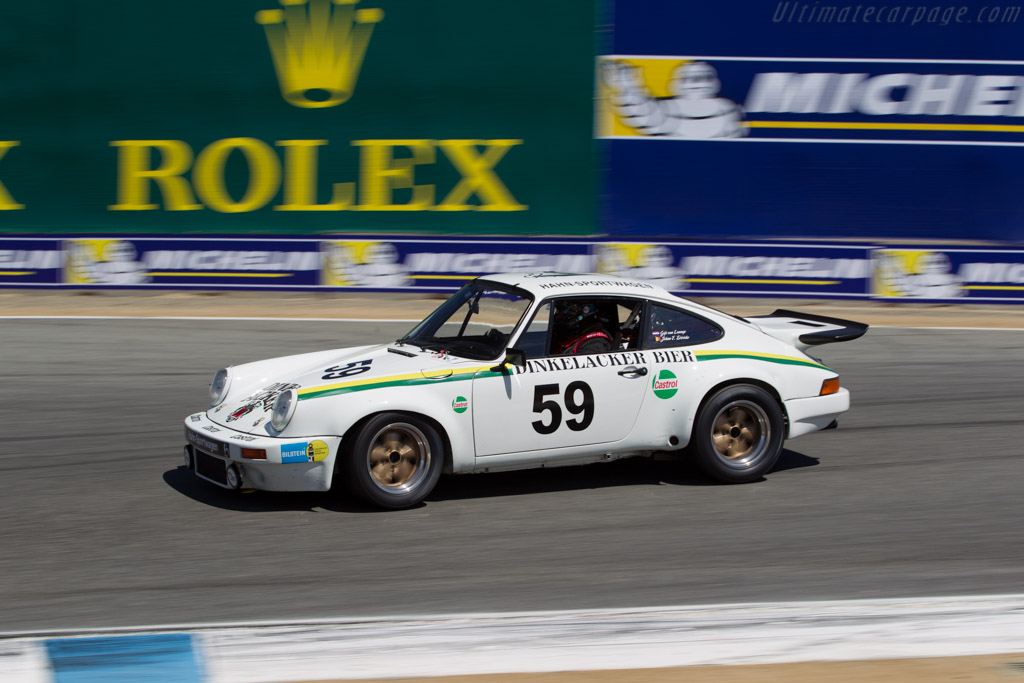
left=206, top=344, right=490, bottom=432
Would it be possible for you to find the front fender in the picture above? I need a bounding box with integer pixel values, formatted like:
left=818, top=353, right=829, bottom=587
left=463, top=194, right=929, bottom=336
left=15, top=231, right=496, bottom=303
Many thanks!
left=289, top=381, right=476, bottom=473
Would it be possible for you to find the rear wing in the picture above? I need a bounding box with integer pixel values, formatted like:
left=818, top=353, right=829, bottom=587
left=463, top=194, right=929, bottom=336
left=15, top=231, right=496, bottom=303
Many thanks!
left=745, top=309, right=869, bottom=352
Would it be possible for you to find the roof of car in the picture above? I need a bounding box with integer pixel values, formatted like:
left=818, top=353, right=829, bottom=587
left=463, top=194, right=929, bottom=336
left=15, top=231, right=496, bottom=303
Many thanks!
left=478, top=272, right=677, bottom=299
left=477, top=272, right=750, bottom=330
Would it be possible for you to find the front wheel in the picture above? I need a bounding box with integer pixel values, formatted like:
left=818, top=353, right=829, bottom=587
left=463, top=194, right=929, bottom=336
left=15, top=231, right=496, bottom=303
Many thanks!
left=343, top=413, right=444, bottom=509
left=691, top=385, right=785, bottom=483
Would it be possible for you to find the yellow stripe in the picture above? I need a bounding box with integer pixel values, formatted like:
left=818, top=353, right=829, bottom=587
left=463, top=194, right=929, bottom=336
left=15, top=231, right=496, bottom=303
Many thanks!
left=695, top=349, right=825, bottom=366
left=745, top=121, right=1024, bottom=133
left=962, top=285, right=1024, bottom=290
left=0, top=271, right=34, bottom=276
left=299, top=364, right=494, bottom=397
left=685, top=278, right=840, bottom=285
left=146, top=272, right=293, bottom=278
left=409, top=274, right=474, bottom=280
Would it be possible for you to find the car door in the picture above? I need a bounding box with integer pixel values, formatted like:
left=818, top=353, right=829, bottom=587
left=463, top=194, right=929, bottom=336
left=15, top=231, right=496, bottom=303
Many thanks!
left=472, top=297, right=650, bottom=457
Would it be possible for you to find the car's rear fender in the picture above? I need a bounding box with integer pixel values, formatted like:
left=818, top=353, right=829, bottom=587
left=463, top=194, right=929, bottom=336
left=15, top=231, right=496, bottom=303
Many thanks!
left=686, top=377, right=789, bottom=447
left=662, top=361, right=787, bottom=450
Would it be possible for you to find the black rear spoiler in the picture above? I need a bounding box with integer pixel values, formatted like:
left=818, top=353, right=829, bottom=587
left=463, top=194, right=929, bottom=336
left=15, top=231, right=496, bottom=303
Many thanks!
left=746, top=309, right=869, bottom=351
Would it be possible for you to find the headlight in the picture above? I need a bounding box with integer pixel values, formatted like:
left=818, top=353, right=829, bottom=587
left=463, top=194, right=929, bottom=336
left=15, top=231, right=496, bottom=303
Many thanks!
left=270, top=387, right=297, bottom=431
left=209, top=368, right=232, bottom=406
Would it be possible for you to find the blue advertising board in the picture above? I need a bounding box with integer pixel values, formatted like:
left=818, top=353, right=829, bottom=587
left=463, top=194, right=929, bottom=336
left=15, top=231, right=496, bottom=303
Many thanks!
left=4, top=234, right=1024, bottom=302
left=0, top=238, right=61, bottom=285
left=873, top=246, right=1024, bottom=301
left=600, top=1, right=1024, bottom=242
left=595, top=241, right=869, bottom=297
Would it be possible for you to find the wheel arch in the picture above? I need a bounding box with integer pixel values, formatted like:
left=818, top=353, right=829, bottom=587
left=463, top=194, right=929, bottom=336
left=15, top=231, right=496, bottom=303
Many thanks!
left=336, top=409, right=454, bottom=476
left=690, top=377, right=789, bottom=442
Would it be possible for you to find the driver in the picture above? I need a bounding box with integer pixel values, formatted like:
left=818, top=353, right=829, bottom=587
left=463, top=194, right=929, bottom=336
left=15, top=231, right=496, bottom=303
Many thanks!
left=551, top=301, right=614, bottom=355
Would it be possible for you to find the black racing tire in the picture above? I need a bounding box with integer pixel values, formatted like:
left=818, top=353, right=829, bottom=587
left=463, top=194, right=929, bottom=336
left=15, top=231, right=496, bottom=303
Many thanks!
left=691, top=384, right=785, bottom=483
left=343, top=412, right=444, bottom=509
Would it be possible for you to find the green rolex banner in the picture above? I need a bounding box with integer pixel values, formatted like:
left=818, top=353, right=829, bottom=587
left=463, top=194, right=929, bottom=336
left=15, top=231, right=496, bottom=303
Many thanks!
left=0, top=1, right=595, bottom=236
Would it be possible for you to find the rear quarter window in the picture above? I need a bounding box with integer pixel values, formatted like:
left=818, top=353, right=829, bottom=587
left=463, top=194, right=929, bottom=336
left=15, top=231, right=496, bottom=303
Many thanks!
left=645, top=303, right=723, bottom=348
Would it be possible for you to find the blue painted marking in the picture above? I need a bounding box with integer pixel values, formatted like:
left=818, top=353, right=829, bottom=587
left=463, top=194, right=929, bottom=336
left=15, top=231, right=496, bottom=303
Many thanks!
left=281, top=441, right=309, bottom=463
left=44, top=633, right=202, bottom=683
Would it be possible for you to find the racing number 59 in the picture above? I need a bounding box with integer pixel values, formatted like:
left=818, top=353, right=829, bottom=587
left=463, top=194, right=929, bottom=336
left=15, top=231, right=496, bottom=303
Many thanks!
left=531, top=381, right=594, bottom=434
left=322, top=359, right=372, bottom=380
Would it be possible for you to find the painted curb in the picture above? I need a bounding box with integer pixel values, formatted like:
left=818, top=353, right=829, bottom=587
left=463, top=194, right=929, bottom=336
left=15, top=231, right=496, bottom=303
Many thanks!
left=3, top=595, right=1024, bottom=682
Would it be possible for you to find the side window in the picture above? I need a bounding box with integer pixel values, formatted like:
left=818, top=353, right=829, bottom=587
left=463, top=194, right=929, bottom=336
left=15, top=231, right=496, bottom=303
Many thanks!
left=519, top=298, right=644, bottom=357
left=645, top=304, right=722, bottom=348
left=516, top=302, right=551, bottom=358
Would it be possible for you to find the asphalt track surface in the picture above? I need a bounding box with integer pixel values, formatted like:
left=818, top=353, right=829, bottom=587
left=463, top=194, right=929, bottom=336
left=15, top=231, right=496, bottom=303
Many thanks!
left=2, top=318, right=1023, bottom=634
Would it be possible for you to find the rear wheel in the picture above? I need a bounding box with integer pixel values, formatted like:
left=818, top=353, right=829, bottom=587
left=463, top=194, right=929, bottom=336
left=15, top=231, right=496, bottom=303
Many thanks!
left=343, top=413, right=444, bottom=509
left=691, top=385, right=784, bottom=483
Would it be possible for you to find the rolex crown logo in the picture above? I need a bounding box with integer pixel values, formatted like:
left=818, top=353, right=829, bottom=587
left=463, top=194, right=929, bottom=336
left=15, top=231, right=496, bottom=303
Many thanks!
left=256, top=0, right=384, bottom=109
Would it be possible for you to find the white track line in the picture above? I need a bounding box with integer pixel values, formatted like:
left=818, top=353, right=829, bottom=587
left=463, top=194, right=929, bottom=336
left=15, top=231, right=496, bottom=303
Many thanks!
left=3, top=595, right=1023, bottom=682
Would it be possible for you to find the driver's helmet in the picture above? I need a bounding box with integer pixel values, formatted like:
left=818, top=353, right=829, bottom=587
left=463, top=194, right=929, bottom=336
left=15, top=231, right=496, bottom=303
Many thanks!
left=552, top=300, right=613, bottom=354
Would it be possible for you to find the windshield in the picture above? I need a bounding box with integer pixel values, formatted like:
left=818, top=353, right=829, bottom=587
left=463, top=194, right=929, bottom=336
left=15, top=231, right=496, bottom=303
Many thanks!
left=398, top=281, right=533, bottom=360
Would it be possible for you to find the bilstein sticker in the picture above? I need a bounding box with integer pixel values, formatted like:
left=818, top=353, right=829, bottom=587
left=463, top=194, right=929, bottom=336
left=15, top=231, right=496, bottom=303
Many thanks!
left=452, top=396, right=469, bottom=413
left=282, top=440, right=330, bottom=463
left=281, top=442, right=308, bottom=463
left=652, top=369, right=679, bottom=399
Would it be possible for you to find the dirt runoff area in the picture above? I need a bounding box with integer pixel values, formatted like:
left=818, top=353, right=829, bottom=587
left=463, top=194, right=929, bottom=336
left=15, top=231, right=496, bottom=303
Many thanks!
left=2, top=289, right=1024, bottom=329
left=303, top=653, right=1024, bottom=683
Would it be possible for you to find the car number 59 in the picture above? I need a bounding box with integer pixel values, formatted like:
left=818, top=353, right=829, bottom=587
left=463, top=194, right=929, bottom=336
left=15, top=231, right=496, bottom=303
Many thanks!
left=531, top=381, right=595, bottom=434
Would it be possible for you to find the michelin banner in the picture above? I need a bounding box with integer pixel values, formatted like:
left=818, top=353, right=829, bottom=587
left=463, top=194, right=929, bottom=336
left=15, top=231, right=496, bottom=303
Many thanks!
left=5, top=235, right=1024, bottom=301
left=872, top=247, right=1024, bottom=301
left=601, top=1, right=1024, bottom=243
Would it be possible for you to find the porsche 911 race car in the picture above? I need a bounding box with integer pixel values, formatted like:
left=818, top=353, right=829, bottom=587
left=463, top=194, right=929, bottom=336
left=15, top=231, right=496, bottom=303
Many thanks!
left=183, top=273, right=867, bottom=509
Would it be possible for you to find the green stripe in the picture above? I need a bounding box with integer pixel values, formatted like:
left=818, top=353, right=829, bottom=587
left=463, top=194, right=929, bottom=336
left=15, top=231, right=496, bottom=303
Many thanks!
left=299, top=369, right=507, bottom=401
left=696, top=353, right=828, bottom=370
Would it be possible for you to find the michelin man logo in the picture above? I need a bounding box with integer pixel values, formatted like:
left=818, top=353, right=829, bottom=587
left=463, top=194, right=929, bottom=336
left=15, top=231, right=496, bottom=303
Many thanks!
left=64, top=239, right=150, bottom=285
left=596, top=243, right=685, bottom=290
left=874, top=250, right=964, bottom=299
left=602, top=60, right=745, bottom=139
left=321, top=240, right=409, bottom=287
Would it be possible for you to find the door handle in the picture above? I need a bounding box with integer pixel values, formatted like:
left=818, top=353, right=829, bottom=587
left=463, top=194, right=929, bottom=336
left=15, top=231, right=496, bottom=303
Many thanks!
left=618, top=365, right=648, bottom=377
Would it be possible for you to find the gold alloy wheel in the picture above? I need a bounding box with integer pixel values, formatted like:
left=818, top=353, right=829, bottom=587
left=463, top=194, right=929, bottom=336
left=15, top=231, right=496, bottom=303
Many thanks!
left=711, top=399, right=770, bottom=467
left=367, top=422, right=431, bottom=494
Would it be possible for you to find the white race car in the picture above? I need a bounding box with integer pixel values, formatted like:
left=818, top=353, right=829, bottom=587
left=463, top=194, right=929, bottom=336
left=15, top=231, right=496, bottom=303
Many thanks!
left=183, top=273, right=867, bottom=509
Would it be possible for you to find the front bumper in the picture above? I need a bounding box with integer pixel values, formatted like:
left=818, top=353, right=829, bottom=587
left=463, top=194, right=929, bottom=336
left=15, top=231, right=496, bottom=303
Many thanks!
left=784, top=388, right=850, bottom=439
left=183, top=412, right=341, bottom=492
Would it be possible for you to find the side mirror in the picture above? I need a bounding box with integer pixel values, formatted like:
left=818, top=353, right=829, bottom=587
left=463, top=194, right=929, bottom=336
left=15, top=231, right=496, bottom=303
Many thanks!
left=505, top=347, right=527, bottom=368
left=491, top=347, right=527, bottom=372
